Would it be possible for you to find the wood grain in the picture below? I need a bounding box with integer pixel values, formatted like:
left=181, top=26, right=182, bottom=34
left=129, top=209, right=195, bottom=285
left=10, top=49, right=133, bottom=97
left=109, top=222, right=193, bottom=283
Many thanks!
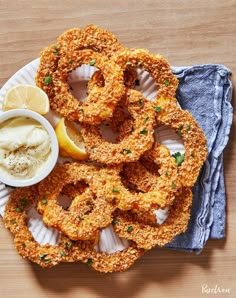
left=0, top=0, right=235, bottom=297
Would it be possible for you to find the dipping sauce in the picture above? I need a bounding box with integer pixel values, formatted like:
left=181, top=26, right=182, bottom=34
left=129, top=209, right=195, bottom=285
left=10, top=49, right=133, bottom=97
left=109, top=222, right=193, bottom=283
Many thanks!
left=0, top=116, right=51, bottom=180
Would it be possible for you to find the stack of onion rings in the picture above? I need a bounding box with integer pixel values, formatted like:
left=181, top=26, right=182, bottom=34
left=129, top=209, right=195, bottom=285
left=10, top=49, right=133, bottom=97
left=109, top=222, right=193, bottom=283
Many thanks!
left=3, top=24, right=208, bottom=273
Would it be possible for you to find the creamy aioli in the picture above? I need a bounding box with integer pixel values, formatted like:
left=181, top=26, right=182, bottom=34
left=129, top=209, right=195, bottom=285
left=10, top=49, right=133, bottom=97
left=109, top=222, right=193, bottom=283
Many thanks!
left=0, top=116, right=51, bottom=180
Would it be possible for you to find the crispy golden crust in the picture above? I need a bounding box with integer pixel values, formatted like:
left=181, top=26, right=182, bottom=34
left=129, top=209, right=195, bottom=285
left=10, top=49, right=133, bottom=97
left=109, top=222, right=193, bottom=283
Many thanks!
left=91, top=146, right=180, bottom=212
left=81, top=89, right=155, bottom=164
left=155, top=97, right=208, bottom=187
left=113, top=187, right=192, bottom=249
left=51, top=49, right=124, bottom=124
left=3, top=186, right=75, bottom=268
left=112, top=48, right=179, bottom=99
left=36, top=24, right=126, bottom=124
left=58, top=25, right=125, bottom=59
left=69, top=241, right=145, bottom=273
left=37, top=163, right=114, bottom=241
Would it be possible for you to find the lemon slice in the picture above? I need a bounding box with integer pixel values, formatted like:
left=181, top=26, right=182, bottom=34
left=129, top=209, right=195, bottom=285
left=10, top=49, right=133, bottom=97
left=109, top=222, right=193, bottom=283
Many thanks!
left=2, top=84, right=49, bottom=115
left=55, top=117, right=88, bottom=160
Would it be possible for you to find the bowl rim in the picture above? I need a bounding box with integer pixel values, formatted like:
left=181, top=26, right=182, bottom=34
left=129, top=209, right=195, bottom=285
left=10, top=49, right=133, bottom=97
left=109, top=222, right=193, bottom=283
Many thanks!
left=0, top=109, right=59, bottom=187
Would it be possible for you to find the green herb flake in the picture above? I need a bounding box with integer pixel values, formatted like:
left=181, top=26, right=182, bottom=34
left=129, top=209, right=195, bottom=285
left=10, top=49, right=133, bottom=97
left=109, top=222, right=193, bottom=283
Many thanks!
left=38, top=253, right=47, bottom=261
left=112, top=218, right=119, bottom=225
left=60, top=250, right=66, bottom=257
left=127, top=226, right=133, bottom=233
left=16, top=207, right=22, bottom=213
left=164, top=80, right=170, bottom=86
left=138, top=98, right=143, bottom=106
left=77, top=216, right=84, bottom=221
left=121, top=149, right=132, bottom=155
left=44, top=259, right=52, bottom=264
left=143, top=117, right=149, bottom=124
left=137, top=61, right=143, bottom=67
left=86, top=258, right=93, bottom=266
left=41, top=196, right=47, bottom=205
left=140, top=128, right=148, bottom=135
left=165, top=172, right=169, bottom=177
left=68, top=58, right=73, bottom=64
left=22, top=243, right=26, bottom=248
left=11, top=219, right=17, bottom=224
left=131, top=126, right=135, bottom=133
left=89, top=59, right=96, bottom=66
left=44, top=76, right=52, bottom=85
left=172, top=152, right=185, bottom=166
left=154, top=106, right=162, bottom=113
left=171, top=182, right=176, bottom=189
left=186, top=124, right=191, bottom=132
left=112, top=188, right=120, bottom=193
left=53, top=45, right=60, bottom=54
left=20, top=198, right=28, bottom=206
left=135, top=79, right=140, bottom=86
left=191, top=153, right=195, bottom=158
left=66, top=242, right=73, bottom=250
left=176, top=125, right=183, bottom=137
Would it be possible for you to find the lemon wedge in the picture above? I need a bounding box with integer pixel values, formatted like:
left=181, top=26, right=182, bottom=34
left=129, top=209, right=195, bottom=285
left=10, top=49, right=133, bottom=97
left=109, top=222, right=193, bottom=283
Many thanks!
left=2, top=84, right=49, bottom=115
left=55, top=117, right=88, bottom=160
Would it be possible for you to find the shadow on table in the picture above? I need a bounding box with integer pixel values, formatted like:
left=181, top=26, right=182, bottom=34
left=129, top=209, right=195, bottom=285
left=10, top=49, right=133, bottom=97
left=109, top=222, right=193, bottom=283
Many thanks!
left=29, top=238, right=226, bottom=298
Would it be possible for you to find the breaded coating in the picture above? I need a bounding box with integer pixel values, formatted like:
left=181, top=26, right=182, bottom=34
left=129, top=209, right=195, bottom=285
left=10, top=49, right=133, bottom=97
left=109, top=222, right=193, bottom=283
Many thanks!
left=3, top=187, right=75, bottom=268
left=51, top=49, right=124, bottom=124
left=91, top=147, right=180, bottom=212
left=113, top=188, right=192, bottom=249
left=37, top=163, right=114, bottom=241
left=81, top=89, right=155, bottom=164
left=155, top=96, right=208, bottom=187
left=112, top=48, right=179, bottom=99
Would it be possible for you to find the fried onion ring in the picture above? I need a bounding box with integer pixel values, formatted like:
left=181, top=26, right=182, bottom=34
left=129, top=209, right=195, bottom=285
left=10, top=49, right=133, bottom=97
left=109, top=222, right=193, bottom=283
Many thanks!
left=81, top=89, right=155, bottom=164
left=112, top=48, right=178, bottom=98
left=37, top=163, right=114, bottom=241
left=112, top=187, right=192, bottom=250
left=92, top=144, right=180, bottom=212
left=51, top=49, right=124, bottom=124
left=3, top=186, right=75, bottom=268
left=155, top=96, right=208, bottom=186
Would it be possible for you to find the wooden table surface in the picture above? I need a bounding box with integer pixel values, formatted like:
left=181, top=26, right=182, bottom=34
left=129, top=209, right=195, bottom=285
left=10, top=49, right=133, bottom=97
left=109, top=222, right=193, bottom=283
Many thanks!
left=0, top=1, right=235, bottom=297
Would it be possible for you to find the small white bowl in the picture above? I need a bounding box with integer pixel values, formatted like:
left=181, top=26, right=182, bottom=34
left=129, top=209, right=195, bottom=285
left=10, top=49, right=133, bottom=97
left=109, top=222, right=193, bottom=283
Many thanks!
left=0, top=109, right=59, bottom=187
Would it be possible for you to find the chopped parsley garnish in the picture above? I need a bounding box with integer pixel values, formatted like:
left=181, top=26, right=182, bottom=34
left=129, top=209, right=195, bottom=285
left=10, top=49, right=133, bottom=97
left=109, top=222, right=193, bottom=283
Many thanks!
left=77, top=216, right=84, bottom=221
left=171, top=182, right=176, bottom=189
left=127, top=226, right=133, bottom=233
left=44, top=76, right=52, bottom=85
left=11, top=219, right=17, bottom=224
left=112, top=188, right=120, bottom=193
left=138, top=98, right=143, bottom=106
left=135, top=79, right=140, bottom=86
left=89, top=59, right=96, bottom=66
left=41, top=196, right=47, bottom=205
left=186, top=124, right=191, bottom=132
left=68, top=58, right=73, bottom=64
left=60, top=250, right=66, bottom=257
left=112, top=218, right=119, bottom=225
left=165, top=172, right=169, bottom=177
left=172, top=152, right=185, bottom=166
left=66, top=242, right=73, bottom=250
left=22, top=243, right=26, bottom=248
left=154, top=106, right=162, bottom=113
left=38, top=253, right=47, bottom=261
left=164, top=80, right=170, bottom=86
left=143, top=117, right=149, bottom=124
left=20, top=198, right=28, bottom=206
left=44, top=259, right=52, bottom=264
left=53, top=45, right=60, bottom=54
left=86, top=258, right=93, bottom=266
left=176, top=125, right=183, bottom=137
left=137, top=61, right=143, bottom=67
left=140, top=128, right=148, bottom=135
left=191, top=153, right=195, bottom=158
left=16, top=207, right=22, bottom=213
left=121, top=149, right=132, bottom=155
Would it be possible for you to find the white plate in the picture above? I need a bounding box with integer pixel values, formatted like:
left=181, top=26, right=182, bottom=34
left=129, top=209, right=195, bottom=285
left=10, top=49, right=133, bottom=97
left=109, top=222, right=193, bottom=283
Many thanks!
left=0, top=59, right=184, bottom=251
